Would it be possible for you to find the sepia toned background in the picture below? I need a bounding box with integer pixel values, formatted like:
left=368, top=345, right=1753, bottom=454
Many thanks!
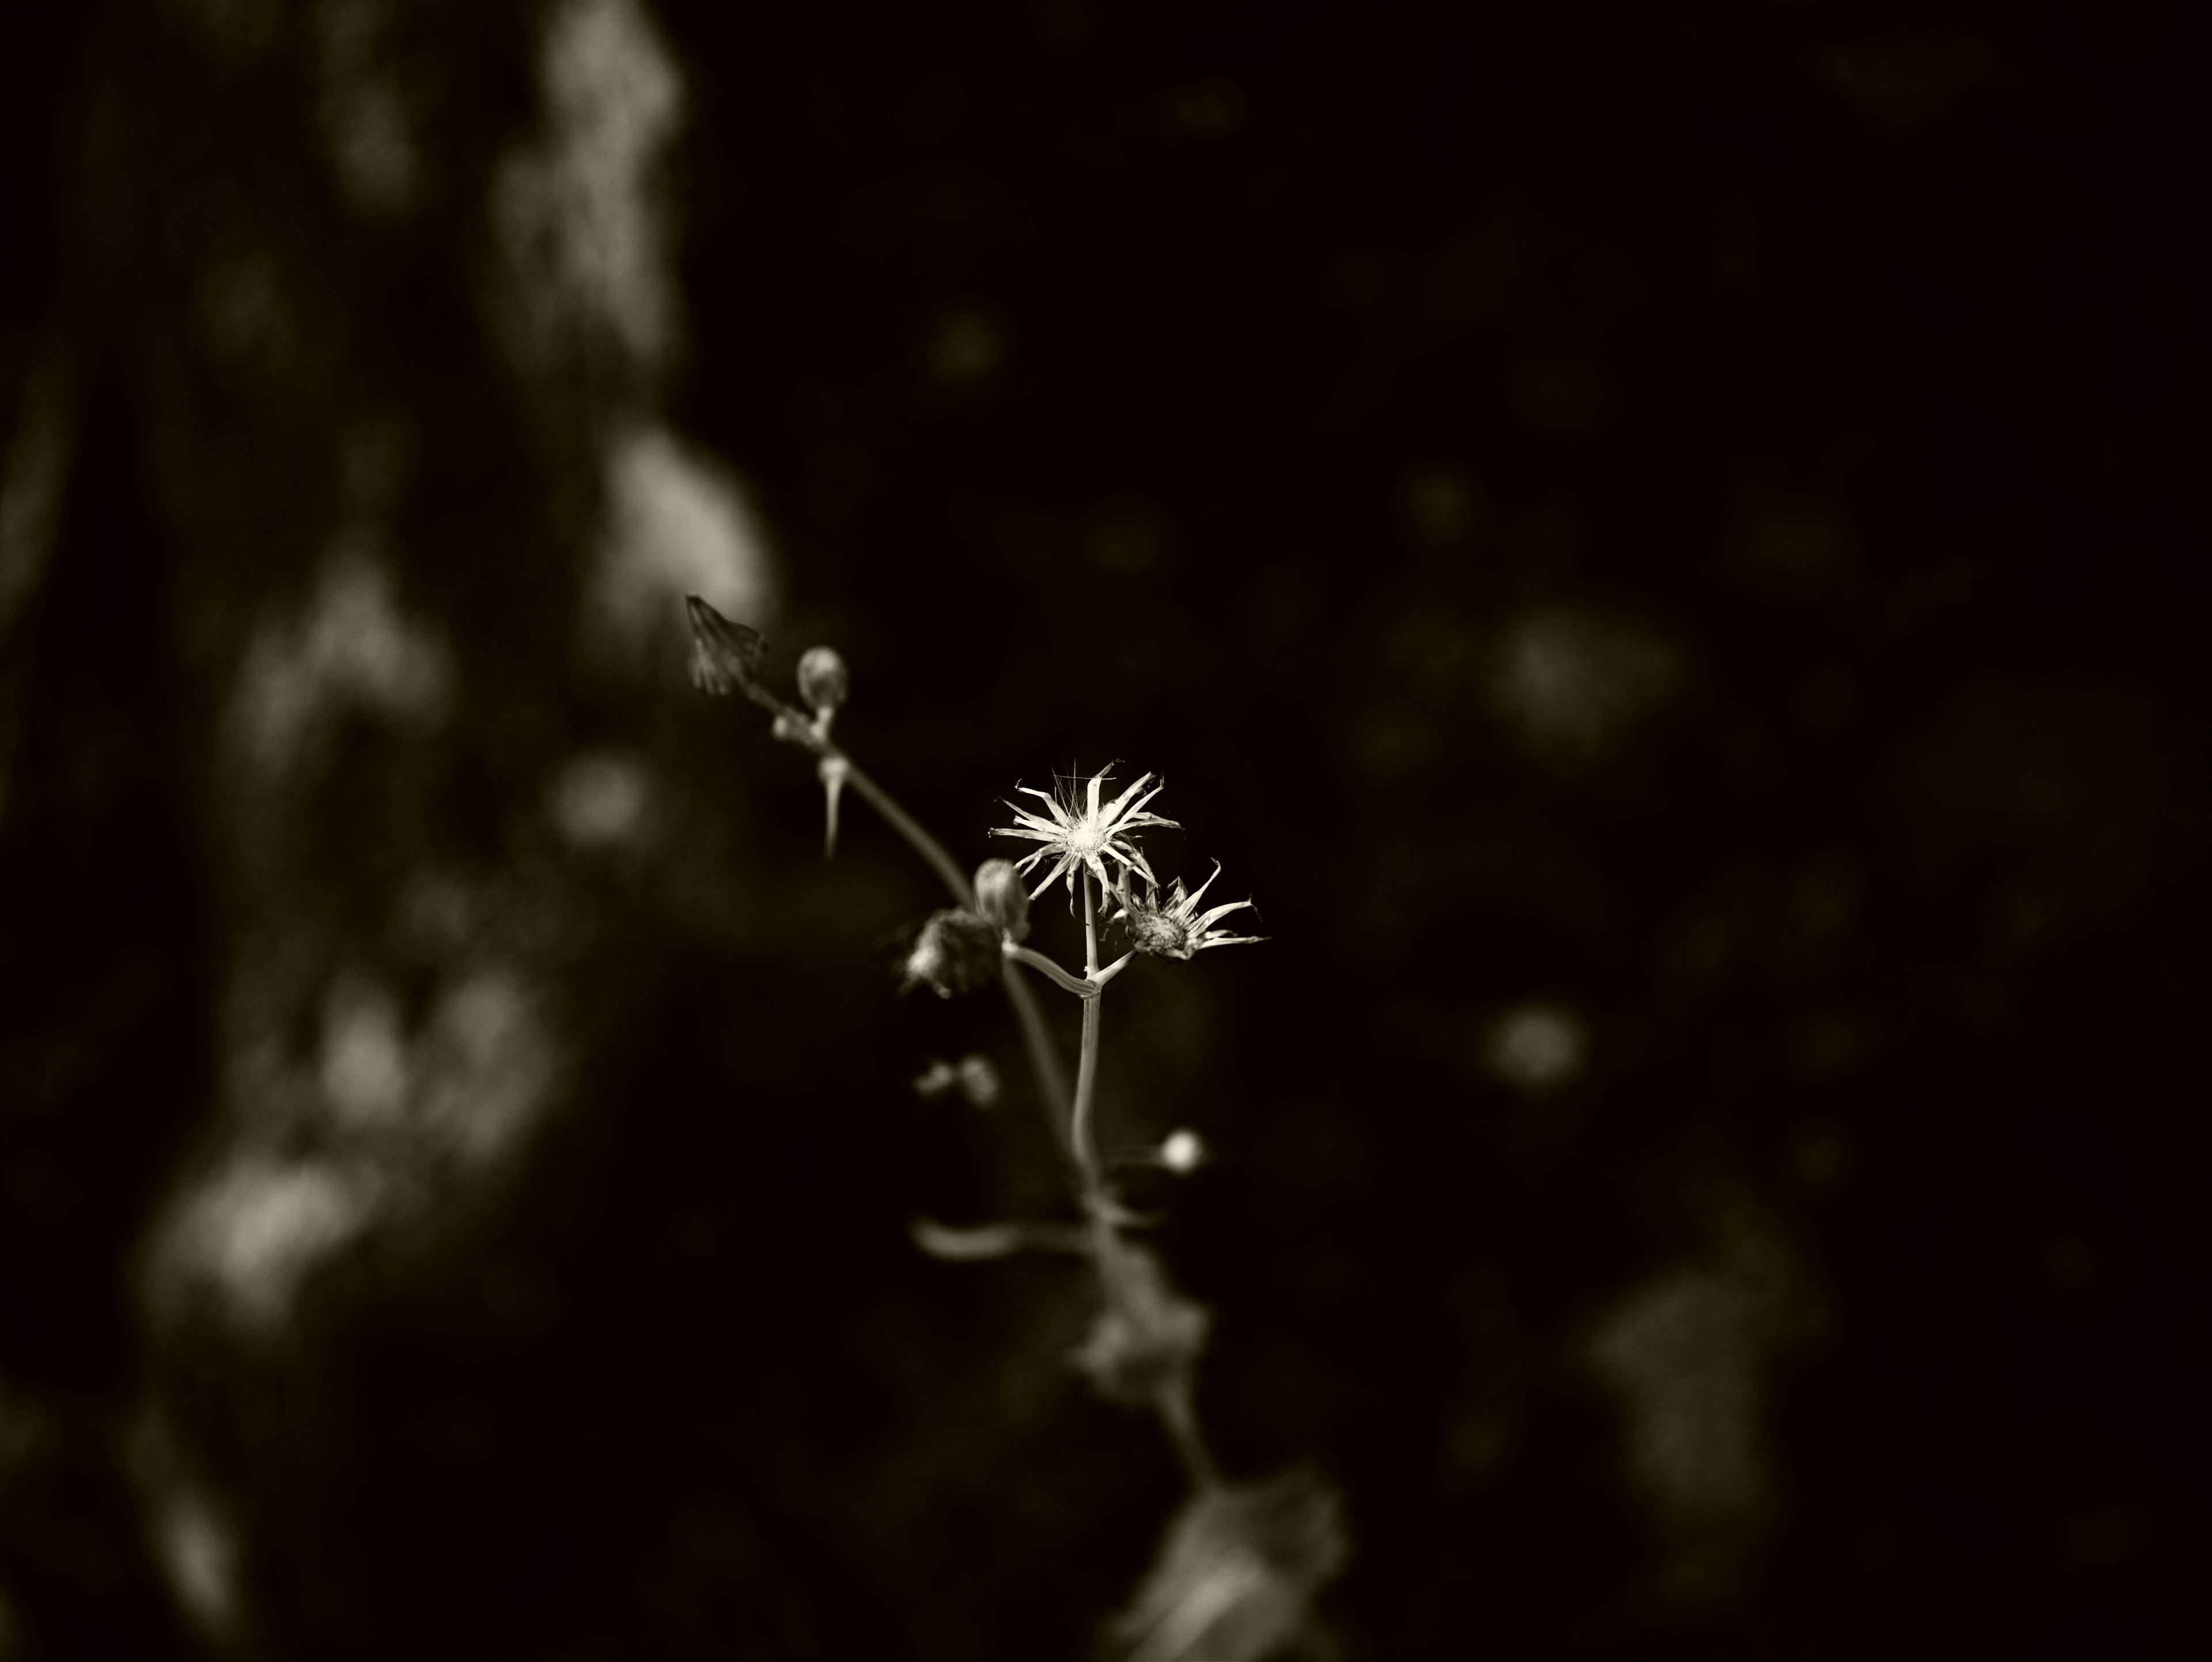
left=2, top=1, right=2205, bottom=1656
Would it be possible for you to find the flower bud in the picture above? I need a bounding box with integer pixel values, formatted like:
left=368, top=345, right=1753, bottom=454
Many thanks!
left=796, top=645, right=850, bottom=715
left=684, top=594, right=765, bottom=696
left=972, top=858, right=1031, bottom=941
left=1160, top=1129, right=1205, bottom=1173
left=901, top=908, right=1003, bottom=998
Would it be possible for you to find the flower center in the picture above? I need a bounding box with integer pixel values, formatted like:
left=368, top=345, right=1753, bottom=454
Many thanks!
left=1067, top=826, right=1104, bottom=856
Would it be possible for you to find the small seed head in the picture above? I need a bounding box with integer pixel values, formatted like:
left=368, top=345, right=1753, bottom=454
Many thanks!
left=972, top=858, right=1032, bottom=941
left=796, top=645, right=850, bottom=715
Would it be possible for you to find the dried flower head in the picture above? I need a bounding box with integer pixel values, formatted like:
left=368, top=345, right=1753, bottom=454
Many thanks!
left=684, top=593, right=766, bottom=696
left=971, top=858, right=1032, bottom=941
left=992, top=766, right=1179, bottom=902
left=1069, top=1242, right=1211, bottom=1407
left=900, top=908, right=1002, bottom=998
left=1111, top=862, right=1266, bottom=960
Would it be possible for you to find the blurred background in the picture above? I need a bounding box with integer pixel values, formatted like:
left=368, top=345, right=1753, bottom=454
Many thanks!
left=2, top=0, right=2206, bottom=1656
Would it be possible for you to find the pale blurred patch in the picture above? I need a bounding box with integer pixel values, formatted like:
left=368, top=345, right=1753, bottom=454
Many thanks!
left=159, top=1156, right=381, bottom=1330
left=320, top=975, right=411, bottom=1129
left=1580, top=1173, right=1828, bottom=1619
left=315, top=0, right=419, bottom=216
left=233, top=541, right=452, bottom=773
left=551, top=749, right=656, bottom=849
left=911, top=1054, right=1002, bottom=1110
left=127, top=1407, right=248, bottom=1644
left=1490, top=605, right=1684, bottom=766
left=494, top=0, right=685, bottom=372
left=148, top=1479, right=244, bottom=1640
left=591, top=424, right=777, bottom=661
left=1480, top=1001, right=1589, bottom=1096
left=416, top=966, right=556, bottom=1169
left=1114, top=1471, right=1347, bottom=1662
left=149, top=959, right=559, bottom=1329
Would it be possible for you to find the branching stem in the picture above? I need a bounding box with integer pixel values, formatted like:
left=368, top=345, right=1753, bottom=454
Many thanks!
left=741, top=686, right=1222, bottom=1496
left=763, top=710, right=1078, bottom=1145
left=1004, top=943, right=1095, bottom=998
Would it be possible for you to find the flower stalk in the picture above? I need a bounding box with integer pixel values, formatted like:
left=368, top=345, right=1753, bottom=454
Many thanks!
left=1072, top=870, right=1108, bottom=1195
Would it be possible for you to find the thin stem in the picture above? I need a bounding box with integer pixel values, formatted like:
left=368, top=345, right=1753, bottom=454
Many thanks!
left=1000, top=962, right=1072, bottom=1154
left=781, top=724, right=1074, bottom=1146
left=842, top=761, right=972, bottom=906
left=1004, top=943, right=1095, bottom=998
left=1154, top=1376, right=1221, bottom=1491
left=1074, top=998, right=1103, bottom=1191
left=1071, top=872, right=1105, bottom=1192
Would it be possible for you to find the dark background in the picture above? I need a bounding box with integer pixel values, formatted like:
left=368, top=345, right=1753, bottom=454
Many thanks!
left=2, top=1, right=2206, bottom=1657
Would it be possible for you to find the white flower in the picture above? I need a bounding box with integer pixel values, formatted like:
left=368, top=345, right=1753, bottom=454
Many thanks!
left=1109, top=862, right=1265, bottom=960
left=991, top=766, right=1179, bottom=901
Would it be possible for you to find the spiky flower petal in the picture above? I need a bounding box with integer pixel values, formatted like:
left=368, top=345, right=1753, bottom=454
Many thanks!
left=990, top=766, right=1180, bottom=902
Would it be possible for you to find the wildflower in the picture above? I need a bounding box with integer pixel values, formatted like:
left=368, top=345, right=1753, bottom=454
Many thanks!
left=1110, top=862, right=1265, bottom=960
left=1070, top=1242, right=1211, bottom=1407
left=992, top=766, right=1179, bottom=902
left=683, top=593, right=764, bottom=696
left=900, top=908, right=1002, bottom=998
left=795, top=645, right=849, bottom=717
left=972, top=858, right=1032, bottom=941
